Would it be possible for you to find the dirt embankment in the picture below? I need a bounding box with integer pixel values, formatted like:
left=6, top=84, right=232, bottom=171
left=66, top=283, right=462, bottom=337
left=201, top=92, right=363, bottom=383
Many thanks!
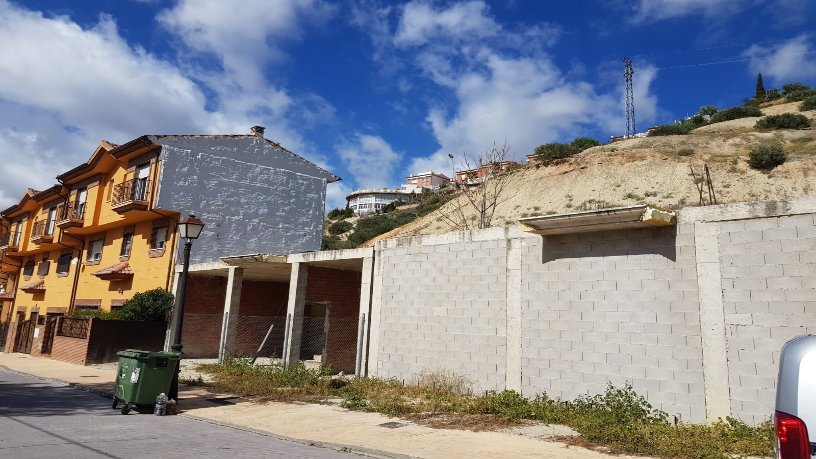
left=371, top=102, right=816, bottom=242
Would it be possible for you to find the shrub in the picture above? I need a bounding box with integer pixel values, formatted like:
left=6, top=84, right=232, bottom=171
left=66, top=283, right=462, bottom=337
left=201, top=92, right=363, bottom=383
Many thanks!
left=571, top=137, right=601, bottom=151
left=709, top=106, right=762, bottom=123
left=117, top=288, right=174, bottom=321
left=801, top=97, right=816, bottom=111
left=534, top=143, right=580, bottom=163
left=698, top=105, right=718, bottom=117
left=765, top=88, right=782, bottom=101
left=783, top=83, right=816, bottom=102
left=748, top=144, right=786, bottom=170
left=677, top=147, right=695, bottom=156
left=648, top=124, right=690, bottom=136
left=327, top=207, right=353, bottom=220
left=327, top=220, right=353, bottom=235
left=782, top=82, right=812, bottom=96
left=754, top=113, right=811, bottom=130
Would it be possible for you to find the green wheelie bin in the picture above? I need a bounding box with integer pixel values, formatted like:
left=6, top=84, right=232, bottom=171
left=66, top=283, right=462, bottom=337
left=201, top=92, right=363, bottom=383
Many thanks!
left=113, top=349, right=180, bottom=414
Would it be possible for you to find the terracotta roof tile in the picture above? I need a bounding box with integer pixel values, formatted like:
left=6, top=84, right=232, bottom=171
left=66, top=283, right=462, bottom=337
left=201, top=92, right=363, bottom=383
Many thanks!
left=92, top=262, right=134, bottom=280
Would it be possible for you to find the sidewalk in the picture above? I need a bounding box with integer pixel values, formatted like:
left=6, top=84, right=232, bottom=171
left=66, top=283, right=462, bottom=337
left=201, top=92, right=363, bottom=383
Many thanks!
left=0, top=353, right=645, bottom=459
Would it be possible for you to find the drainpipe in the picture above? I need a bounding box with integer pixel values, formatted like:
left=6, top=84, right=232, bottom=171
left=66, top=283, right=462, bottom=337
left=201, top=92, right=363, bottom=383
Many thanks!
left=54, top=178, right=84, bottom=316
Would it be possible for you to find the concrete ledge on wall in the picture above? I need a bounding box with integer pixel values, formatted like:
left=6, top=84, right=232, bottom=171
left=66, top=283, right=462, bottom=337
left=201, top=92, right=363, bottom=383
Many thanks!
left=680, top=195, right=816, bottom=223
left=375, top=225, right=534, bottom=250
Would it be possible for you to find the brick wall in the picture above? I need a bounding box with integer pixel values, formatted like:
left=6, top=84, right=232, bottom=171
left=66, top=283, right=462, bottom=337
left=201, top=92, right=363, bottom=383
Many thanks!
left=51, top=334, right=91, bottom=365
left=305, top=266, right=362, bottom=372
left=717, top=213, right=816, bottom=424
left=181, top=275, right=225, bottom=357
left=50, top=318, right=166, bottom=365
left=182, top=275, right=290, bottom=358
left=521, top=225, right=705, bottom=422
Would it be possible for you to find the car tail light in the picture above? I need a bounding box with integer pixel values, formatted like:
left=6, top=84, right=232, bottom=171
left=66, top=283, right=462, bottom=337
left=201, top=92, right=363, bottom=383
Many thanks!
left=776, top=410, right=810, bottom=458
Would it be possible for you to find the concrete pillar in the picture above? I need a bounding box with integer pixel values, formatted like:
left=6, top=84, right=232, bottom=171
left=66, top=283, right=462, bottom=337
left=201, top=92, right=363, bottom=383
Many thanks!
left=366, top=251, right=385, bottom=376
left=695, top=222, right=731, bottom=421
left=505, top=238, right=523, bottom=392
left=164, top=272, right=181, bottom=351
left=218, top=267, right=243, bottom=361
left=355, top=256, right=375, bottom=376
left=283, top=262, right=308, bottom=367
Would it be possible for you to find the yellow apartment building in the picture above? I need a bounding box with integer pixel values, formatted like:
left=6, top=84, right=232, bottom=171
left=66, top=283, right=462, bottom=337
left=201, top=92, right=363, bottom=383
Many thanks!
left=0, top=127, right=339, bottom=354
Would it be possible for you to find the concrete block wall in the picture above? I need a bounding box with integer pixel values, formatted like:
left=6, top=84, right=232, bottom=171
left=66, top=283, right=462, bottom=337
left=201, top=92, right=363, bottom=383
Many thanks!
left=520, top=225, right=706, bottom=422
left=717, top=213, right=816, bottom=424
left=374, top=228, right=514, bottom=391
left=362, top=196, right=816, bottom=425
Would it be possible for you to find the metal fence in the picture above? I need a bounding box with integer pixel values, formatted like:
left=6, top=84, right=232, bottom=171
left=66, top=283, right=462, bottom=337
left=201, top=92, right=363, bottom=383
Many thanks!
left=57, top=317, right=90, bottom=339
left=297, top=315, right=359, bottom=373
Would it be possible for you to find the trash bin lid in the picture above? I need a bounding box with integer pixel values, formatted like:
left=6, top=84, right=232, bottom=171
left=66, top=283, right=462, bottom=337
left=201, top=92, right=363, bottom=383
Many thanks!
left=147, top=351, right=182, bottom=360
left=117, top=349, right=151, bottom=359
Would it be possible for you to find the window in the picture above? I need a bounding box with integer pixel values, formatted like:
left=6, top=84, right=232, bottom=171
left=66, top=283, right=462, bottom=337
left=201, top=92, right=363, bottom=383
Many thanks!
left=45, top=206, right=57, bottom=235
left=57, top=252, right=72, bottom=276
left=23, top=260, right=35, bottom=280
left=87, top=238, right=103, bottom=263
left=75, top=188, right=88, bottom=217
left=120, top=228, right=134, bottom=258
left=150, top=226, right=168, bottom=251
left=37, top=255, right=50, bottom=277
left=134, top=163, right=150, bottom=201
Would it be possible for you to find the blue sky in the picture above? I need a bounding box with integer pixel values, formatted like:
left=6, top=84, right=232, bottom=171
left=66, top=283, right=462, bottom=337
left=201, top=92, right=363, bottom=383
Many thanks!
left=0, top=0, right=814, bottom=209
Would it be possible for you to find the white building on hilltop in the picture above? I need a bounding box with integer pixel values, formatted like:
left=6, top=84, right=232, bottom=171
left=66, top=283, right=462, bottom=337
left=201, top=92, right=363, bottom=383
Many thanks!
left=346, top=171, right=450, bottom=216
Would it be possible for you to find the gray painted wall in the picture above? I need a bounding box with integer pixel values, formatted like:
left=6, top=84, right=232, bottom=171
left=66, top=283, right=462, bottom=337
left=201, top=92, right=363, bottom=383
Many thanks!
left=367, top=196, right=816, bottom=425
left=151, top=135, right=336, bottom=263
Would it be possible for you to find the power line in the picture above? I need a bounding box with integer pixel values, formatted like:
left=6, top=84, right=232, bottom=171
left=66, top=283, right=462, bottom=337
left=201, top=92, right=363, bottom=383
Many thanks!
left=629, top=36, right=808, bottom=59
left=641, top=50, right=816, bottom=71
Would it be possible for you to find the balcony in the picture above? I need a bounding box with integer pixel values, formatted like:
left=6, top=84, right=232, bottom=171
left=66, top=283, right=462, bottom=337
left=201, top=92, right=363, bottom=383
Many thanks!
left=30, top=220, right=55, bottom=244
left=111, top=178, right=150, bottom=213
left=56, top=202, right=86, bottom=229
left=0, top=231, right=20, bottom=252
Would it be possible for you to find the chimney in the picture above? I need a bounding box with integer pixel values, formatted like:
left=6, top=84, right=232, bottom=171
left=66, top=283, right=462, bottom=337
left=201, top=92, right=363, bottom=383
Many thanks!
left=250, top=125, right=265, bottom=137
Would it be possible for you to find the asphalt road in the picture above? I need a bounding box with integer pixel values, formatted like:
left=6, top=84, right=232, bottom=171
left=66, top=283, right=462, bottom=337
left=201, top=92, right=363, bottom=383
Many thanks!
left=0, top=368, right=357, bottom=459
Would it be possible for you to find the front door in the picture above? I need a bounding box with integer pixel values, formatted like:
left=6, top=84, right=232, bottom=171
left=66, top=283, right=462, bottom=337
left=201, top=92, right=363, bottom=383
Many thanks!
left=40, top=314, right=61, bottom=355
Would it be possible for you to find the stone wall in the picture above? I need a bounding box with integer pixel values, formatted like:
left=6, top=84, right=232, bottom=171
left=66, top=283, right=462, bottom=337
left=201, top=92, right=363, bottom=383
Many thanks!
left=367, top=196, right=816, bottom=425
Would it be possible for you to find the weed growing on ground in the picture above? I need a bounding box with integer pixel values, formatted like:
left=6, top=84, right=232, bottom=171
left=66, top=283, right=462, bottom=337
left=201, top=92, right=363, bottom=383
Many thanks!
left=198, top=363, right=773, bottom=458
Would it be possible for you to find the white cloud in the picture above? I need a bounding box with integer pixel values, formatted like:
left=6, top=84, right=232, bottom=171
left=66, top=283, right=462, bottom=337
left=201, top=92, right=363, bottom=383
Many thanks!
left=336, top=134, right=402, bottom=189
left=395, top=0, right=499, bottom=46
left=743, top=35, right=816, bottom=84
left=631, top=0, right=752, bottom=22
left=157, top=0, right=334, bottom=91
left=325, top=181, right=353, bottom=211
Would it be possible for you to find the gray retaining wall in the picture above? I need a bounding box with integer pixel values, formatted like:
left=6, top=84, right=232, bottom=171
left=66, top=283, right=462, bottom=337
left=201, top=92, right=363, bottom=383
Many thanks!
left=368, top=196, right=816, bottom=425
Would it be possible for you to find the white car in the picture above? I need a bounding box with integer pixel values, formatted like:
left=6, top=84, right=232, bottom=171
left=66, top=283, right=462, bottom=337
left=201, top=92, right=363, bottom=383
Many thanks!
left=776, top=335, right=816, bottom=458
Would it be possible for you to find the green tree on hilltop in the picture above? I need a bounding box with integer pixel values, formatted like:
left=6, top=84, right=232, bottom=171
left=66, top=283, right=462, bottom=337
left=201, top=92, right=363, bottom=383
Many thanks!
left=755, top=73, right=766, bottom=100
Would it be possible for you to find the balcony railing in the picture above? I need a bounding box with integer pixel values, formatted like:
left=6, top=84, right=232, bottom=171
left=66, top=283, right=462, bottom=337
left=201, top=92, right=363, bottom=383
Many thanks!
left=0, top=231, right=20, bottom=251
left=111, top=178, right=150, bottom=212
left=56, top=201, right=86, bottom=229
left=31, top=220, right=55, bottom=244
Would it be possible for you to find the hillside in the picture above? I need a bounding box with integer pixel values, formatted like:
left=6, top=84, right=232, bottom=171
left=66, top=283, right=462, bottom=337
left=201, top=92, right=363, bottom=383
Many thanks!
left=365, top=100, right=816, bottom=244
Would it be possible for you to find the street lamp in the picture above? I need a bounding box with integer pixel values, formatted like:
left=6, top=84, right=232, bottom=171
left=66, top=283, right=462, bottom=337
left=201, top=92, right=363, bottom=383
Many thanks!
left=170, top=214, right=204, bottom=400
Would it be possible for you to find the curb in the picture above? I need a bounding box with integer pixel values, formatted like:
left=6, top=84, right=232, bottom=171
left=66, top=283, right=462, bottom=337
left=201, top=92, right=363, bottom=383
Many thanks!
left=0, top=364, right=412, bottom=459
left=181, top=412, right=414, bottom=459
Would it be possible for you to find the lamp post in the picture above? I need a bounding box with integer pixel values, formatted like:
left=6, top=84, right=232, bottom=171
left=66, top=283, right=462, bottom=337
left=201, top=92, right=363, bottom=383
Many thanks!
left=169, top=214, right=204, bottom=400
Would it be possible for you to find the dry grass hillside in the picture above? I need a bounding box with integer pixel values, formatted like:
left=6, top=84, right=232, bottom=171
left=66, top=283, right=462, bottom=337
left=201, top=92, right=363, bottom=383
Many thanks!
left=368, top=101, right=816, bottom=244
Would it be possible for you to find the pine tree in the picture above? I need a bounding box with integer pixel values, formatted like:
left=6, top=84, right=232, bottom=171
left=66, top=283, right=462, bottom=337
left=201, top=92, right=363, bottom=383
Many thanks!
left=755, top=73, right=766, bottom=100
